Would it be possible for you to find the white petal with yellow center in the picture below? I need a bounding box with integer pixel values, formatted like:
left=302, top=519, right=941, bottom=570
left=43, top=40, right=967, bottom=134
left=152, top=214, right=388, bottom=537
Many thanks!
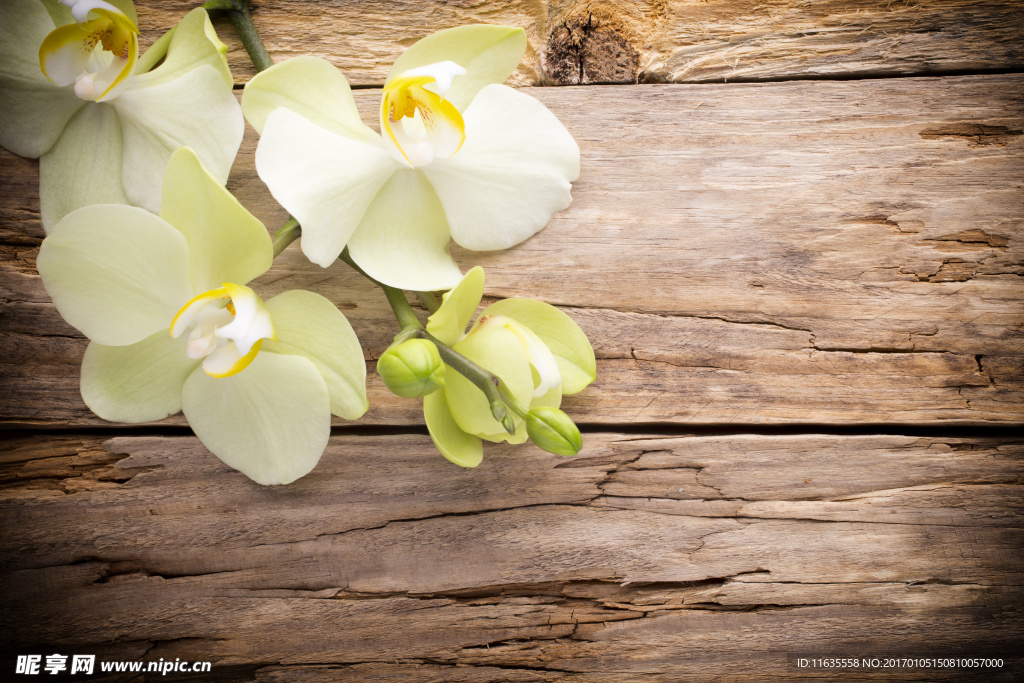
left=380, top=62, right=466, bottom=168
left=170, top=283, right=275, bottom=379
left=39, top=7, right=138, bottom=102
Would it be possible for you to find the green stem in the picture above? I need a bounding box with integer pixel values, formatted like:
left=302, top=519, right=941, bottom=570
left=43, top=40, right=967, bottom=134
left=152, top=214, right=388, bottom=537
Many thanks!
left=137, top=26, right=175, bottom=74
left=203, top=0, right=273, bottom=72
left=272, top=217, right=300, bottom=258
left=415, top=291, right=441, bottom=313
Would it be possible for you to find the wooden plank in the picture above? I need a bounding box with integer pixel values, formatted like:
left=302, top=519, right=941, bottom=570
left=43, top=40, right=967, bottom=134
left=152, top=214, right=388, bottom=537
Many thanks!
left=2, top=433, right=1021, bottom=678
left=2, top=75, right=1022, bottom=427
left=135, top=1, right=1024, bottom=86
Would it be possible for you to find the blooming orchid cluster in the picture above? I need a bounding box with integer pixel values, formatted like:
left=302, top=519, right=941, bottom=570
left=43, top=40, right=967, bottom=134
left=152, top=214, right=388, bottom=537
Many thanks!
left=3, top=0, right=595, bottom=484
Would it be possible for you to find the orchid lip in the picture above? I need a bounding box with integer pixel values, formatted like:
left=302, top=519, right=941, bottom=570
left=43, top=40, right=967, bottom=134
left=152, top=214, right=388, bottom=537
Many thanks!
left=380, top=61, right=467, bottom=168
left=38, top=4, right=139, bottom=102
left=475, top=314, right=562, bottom=397
left=170, top=283, right=276, bottom=378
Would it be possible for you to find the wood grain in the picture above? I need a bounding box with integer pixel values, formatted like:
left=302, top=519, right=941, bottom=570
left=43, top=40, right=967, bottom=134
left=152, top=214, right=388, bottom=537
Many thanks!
left=135, top=1, right=1024, bottom=86
left=1, top=432, right=1021, bottom=679
left=2, top=75, right=1022, bottom=427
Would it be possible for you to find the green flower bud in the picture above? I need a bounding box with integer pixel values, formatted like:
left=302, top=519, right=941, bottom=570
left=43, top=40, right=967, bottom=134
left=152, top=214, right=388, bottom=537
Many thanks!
left=526, top=406, right=582, bottom=456
left=378, top=338, right=446, bottom=398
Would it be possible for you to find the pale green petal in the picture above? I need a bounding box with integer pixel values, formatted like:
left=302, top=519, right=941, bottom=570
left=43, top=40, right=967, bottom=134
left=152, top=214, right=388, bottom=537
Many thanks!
left=132, top=8, right=231, bottom=87
left=38, top=102, right=127, bottom=231
left=39, top=0, right=74, bottom=26
left=182, top=352, right=331, bottom=485
left=242, top=55, right=377, bottom=142
left=423, top=84, right=579, bottom=251
left=160, top=147, right=271, bottom=292
left=0, top=0, right=85, bottom=158
left=425, top=266, right=484, bottom=346
left=424, top=390, right=482, bottom=467
left=81, top=332, right=199, bottom=423
left=113, top=64, right=243, bottom=213
left=348, top=169, right=462, bottom=291
left=263, top=289, right=368, bottom=420
left=387, top=25, right=527, bottom=111
left=255, top=106, right=398, bottom=267
left=481, top=298, right=596, bottom=395
left=37, top=205, right=193, bottom=346
left=531, top=384, right=562, bottom=411
left=446, top=323, right=533, bottom=438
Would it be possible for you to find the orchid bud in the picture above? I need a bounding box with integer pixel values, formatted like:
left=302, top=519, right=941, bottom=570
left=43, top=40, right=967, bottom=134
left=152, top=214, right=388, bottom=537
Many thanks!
left=378, top=338, right=446, bottom=398
left=526, top=406, right=582, bottom=456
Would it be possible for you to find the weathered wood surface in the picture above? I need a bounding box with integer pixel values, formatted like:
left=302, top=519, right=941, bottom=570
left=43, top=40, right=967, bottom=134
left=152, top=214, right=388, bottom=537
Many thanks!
left=137, top=1, right=1024, bottom=86
left=2, top=433, right=1022, bottom=679
left=3, top=75, right=1022, bottom=427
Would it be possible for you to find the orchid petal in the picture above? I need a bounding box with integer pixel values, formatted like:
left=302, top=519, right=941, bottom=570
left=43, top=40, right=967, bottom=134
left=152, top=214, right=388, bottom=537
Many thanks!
left=160, top=147, right=271, bottom=292
left=423, top=84, right=579, bottom=251
left=425, top=266, right=484, bottom=347
left=182, top=352, right=331, bottom=485
left=38, top=0, right=74, bottom=27
left=241, top=56, right=377, bottom=142
left=347, top=169, right=462, bottom=291
left=446, top=322, right=533, bottom=439
left=0, top=0, right=84, bottom=158
left=424, top=390, right=482, bottom=467
left=263, top=290, right=368, bottom=420
left=113, top=64, right=243, bottom=213
left=37, top=205, right=193, bottom=346
left=80, top=332, right=199, bottom=423
left=387, top=25, right=527, bottom=111
left=131, top=8, right=231, bottom=87
left=255, top=106, right=398, bottom=267
left=38, top=102, right=127, bottom=231
left=481, top=298, right=596, bottom=395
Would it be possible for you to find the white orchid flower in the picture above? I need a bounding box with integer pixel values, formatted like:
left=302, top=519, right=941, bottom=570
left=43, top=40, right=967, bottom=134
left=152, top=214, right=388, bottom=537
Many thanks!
left=241, top=25, right=581, bottom=292
left=422, top=267, right=596, bottom=467
left=0, top=0, right=243, bottom=231
left=36, top=148, right=368, bottom=485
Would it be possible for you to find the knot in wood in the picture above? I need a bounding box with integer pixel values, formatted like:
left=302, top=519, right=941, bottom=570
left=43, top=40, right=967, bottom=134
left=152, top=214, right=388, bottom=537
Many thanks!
left=544, top=12, right=640, bottom=84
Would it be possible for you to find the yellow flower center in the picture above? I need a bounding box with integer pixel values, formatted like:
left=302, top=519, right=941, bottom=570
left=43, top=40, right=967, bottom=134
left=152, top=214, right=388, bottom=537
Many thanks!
left=170, top=283, right=276, bottom=378
left=380, top=61, right=467, bottom=167
left=38, top=1, right=138, bottom=102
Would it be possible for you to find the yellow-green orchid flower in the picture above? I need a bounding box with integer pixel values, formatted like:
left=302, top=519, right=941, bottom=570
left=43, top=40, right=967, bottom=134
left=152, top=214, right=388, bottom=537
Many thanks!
left=0, top=0, right=243, bottom=232
left=422, top=267, right=596, bottom=467
left=241, top=25, right=580, bottom=292
left=36, top=147, right=368, bottom=485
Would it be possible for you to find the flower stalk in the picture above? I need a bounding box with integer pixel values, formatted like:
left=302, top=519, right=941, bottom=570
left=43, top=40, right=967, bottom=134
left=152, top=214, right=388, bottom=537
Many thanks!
left=272, top=217, right=300, bottom=258
left=202, top=0, right=273, bottom=72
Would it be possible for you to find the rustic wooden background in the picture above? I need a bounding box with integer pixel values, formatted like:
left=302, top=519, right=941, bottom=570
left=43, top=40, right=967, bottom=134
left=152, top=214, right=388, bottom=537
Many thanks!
left=2, top=0, right=1023, bottom=680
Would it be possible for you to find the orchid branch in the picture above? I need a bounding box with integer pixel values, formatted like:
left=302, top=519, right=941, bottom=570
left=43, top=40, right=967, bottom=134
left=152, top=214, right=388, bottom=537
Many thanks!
left=202, top=0, right=273, bottom=72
